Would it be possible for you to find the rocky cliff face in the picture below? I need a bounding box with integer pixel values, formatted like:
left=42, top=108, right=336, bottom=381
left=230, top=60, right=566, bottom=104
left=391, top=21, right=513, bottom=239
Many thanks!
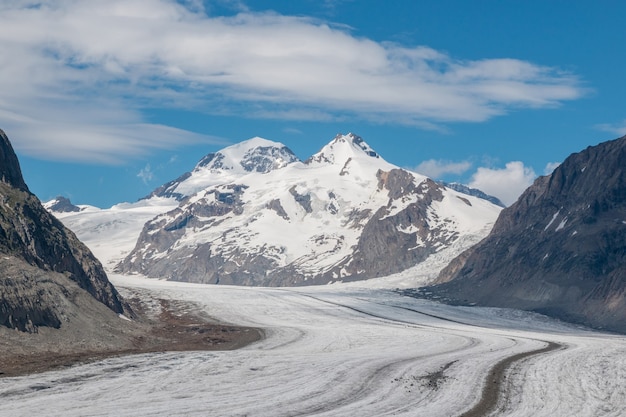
left=431, top=135, right=626, bottom=332
left=117, top=134, right=501, bottom=286
left=0, top=129, right=130, bottom=332
left=0, top=129, right=28, bottom=192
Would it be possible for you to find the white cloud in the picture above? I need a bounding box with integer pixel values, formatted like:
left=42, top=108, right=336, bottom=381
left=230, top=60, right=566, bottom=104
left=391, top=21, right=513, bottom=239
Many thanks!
left=544, top=161, right=561, bottom=175
left=0, top=0, right=585, bottom=163
left=414, top=159, right=472, bottom=179
left=468, top=161, right=536, bottom=206
left=595, top=119, right=626, bottom=137
left=137, top=163, right=154, bottom=184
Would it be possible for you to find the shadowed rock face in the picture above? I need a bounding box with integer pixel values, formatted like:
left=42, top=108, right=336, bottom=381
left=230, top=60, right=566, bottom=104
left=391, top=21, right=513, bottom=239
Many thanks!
left=0, top=258, right=64, bottom=332
left=0, top=129, right=130, bottom=332
left=346, top=171, right=449, bottom=279
left=431, top=135, right=626, bottom=333
left=0, top=129, right=28, bottom=192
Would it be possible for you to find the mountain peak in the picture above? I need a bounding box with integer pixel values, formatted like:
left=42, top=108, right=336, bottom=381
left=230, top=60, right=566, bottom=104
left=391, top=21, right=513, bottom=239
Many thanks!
left=44, top=196, right=83, bottom=213
left=335, top=132, right=379, bottom=156
left=305, top=133, right=381, bottom=166
left=145, top=137, right=300, bottom=200
left=118, top=129, right=501, bottom=286
left=0, top=129, right=28, bottom=192
left=196, top=137, right=299, bottom=174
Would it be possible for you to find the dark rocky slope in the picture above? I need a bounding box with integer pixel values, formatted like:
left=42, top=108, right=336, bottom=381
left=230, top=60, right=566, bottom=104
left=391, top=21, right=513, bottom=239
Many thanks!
left=0, top=129, right=130, bottom=332
left=431, top=135, right=626, bottom=332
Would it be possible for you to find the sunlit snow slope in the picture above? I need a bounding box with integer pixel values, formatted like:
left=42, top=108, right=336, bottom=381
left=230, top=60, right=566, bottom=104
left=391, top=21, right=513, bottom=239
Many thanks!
left=49, top=198, right=178, bottom=271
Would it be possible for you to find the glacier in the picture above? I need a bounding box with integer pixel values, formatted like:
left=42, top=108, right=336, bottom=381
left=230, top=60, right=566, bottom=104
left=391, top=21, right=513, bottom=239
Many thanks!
left=1, top=276, right=625, bottom=416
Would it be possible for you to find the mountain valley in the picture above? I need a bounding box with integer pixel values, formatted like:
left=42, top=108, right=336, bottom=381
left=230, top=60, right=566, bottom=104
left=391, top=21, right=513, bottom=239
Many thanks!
left=4, top=130, right=626, bottom=416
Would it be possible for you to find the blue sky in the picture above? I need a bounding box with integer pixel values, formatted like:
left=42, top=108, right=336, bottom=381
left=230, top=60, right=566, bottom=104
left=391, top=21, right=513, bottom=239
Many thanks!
left=1, top=0, right=624, bottom=207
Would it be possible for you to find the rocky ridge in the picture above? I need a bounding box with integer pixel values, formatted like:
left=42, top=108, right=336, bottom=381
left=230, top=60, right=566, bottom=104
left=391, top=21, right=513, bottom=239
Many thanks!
left=43, top=196, right=83, bottom=213
left=431, top=135, right=626, bottom=332
left=441, top=182, right=505, bottom=208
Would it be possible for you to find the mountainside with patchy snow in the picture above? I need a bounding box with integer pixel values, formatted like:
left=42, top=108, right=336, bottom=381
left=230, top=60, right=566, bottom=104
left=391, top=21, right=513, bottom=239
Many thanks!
left=116, top=134, right=501, bottom=286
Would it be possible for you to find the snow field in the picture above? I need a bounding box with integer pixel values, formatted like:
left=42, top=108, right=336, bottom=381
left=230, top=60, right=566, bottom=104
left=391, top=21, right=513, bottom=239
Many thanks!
left=53, top=198, right=179, bottom=269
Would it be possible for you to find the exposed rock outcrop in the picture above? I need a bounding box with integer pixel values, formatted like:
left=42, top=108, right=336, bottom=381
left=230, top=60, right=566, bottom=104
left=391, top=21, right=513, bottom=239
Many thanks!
left=0, top=129, right=28, bottom=192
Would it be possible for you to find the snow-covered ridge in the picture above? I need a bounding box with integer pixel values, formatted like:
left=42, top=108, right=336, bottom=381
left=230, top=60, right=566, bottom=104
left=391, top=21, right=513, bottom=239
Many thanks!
left=43, top=196, right=88, bottom=214
left=195, top=136, right=298, bottom=173
left=150, top=137, right=300, bottom=200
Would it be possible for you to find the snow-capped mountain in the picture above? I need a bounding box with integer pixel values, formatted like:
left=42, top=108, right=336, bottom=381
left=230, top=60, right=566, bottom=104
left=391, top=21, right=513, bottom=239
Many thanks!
left=145, top=137, right=300, bottom=201
left=116, top=133, right=501, bottom=286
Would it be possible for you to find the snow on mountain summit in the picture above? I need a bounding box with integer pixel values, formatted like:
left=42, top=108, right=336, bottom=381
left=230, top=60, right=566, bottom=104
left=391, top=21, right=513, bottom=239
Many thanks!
left=304, top=133, right=398, bottom=183
left=306, top=133, right=382, bottom=165
left=147, top=137, right=300, bottom=200
left=196, top=137, right=299, bottom=174
left=43, top=196, right=83, bottom=213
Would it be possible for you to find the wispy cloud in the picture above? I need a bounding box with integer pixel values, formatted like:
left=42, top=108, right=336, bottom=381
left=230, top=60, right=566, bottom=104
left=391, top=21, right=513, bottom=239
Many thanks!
left=321, top=0, right=354, bottom=13
left=595, top=119, right=626, bottom=137
left=468, top=161, right=536, bottom=206
left=413, top=159, right=472, bottom=178
left=0, top=0, right=585, bottom=163
left=5, top=120, right=222, bottom=164
left=137, top=163, right=154, bottom=184
left=543, top=161, right=561, bottom=175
